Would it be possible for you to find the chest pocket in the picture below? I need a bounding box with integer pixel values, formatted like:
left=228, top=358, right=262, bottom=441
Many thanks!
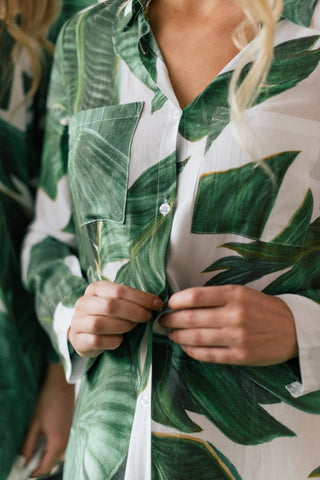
left=68, top=103, right=144, bottom=226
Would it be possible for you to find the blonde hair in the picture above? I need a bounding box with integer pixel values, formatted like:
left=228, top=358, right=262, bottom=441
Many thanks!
left=0, top=0, right=61, bottom=98
left=230, top=0, right=283, bottom=120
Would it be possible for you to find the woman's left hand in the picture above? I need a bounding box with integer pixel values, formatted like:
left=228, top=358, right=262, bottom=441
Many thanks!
left=160, top=285, right=298, bottom=366
left=21, top=363, right=75, bottom=477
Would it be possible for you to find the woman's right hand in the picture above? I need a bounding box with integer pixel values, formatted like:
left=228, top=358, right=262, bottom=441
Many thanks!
left=68, top=281, right=163, bottom=357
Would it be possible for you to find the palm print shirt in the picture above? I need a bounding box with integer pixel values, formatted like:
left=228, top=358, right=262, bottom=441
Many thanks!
left=0, top=1, right=97, bottom=477
left=23, top=0, right=320, bottom=479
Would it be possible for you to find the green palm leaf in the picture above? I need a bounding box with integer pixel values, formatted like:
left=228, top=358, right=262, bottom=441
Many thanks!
left=152, top=433, right=243, bottom=480
left=192, top=151, right=298, bottom=237
left=64, top=341, right=137, bottom=480
left=152, top=336, right=294, bottom=444
left=282, top=0, right=319, bottom=27
left=179, top=35, right=320, bottom=146
left=309, top=466, right=320, bottom=478
left=69, top=103, right=143, bottom=226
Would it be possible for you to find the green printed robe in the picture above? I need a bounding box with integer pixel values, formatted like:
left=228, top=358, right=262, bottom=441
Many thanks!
left=23, top=0, right=320, bottom=478
left=0, top=1, right=96, bottom=477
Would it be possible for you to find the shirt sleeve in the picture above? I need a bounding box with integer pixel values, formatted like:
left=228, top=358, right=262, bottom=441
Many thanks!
left=278, top=294, right=320, bottom=397
left=22, top=25, right=88, bottom=383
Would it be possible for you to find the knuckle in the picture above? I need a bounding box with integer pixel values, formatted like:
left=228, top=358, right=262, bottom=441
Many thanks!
left=234, top=325, right=249, bottom=346
left=85, top=283, right=95, bottom=295
left=235, top=348, right=250, bottom=365
left=112, top=284, right=127, bottom=300
left=75, top=296, right=85, bottom=310
left=184, top=309, right=195, bottom=327
left=191, top=328, right=203, bottom=345
left=232, top=303, right=247, bottom=327
left=191, top=288, right=202, bottom=303
left=102, top=297, right=117, bottom=314
left=121, top=320, right=136, bottom=333
left=89, top=316, right=102, bottom=332
left=198, top=349, right=213, bottom=363
left=87, top=335, right=101, bottom=349
left=229, top=284, right=245, bottom=303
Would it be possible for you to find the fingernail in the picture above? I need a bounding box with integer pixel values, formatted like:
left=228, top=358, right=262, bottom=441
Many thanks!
left=153, top=297, right=163, bottom=309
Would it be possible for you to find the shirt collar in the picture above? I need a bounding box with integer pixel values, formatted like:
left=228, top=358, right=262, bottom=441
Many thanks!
left=117, top=0, right=149, bottom=30
left=281, top=0, right=318, bottom=26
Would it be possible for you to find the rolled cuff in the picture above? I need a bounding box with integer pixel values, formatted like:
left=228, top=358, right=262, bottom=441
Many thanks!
left=278, top=294, right=320, bottom=397
left=53, top=302, right=88, bottom=383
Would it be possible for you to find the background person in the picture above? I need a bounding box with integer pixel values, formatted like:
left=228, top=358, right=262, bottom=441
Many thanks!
left=23, top=0, right=320, bottom=478
left=0, top=0, right=96, bottom=478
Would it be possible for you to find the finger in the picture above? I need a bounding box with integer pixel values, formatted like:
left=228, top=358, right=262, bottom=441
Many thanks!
left=75, top=295, right=154, bottom=326
left=73, top=315, right=138, bottom=335
left=85, top=281, right=163, bottom=310
left=30, top=440, right=64, bottom=478
left=71, top=333, right=124, bottom=357
left=168, top=285, right=235, bottom=310
left=181, top=345, right=244, bottom=364
left=160, top=307, right=228, bottom=330
left=168, top=327, right=232, bottom=348
left=20, top=420, right=41, bottom=464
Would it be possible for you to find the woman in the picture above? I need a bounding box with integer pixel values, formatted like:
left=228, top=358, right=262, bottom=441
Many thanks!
left=23, top=0, right=320, bottom=478
left=0, top=0, right=96, bottom=478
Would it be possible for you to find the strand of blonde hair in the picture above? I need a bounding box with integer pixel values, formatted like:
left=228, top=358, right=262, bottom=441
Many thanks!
left=229, top=0, right=283, bottom=158
left=1, top=0, right=61, bottom=98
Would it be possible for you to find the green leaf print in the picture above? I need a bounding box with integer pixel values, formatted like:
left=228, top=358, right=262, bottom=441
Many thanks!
left=192, top=151, right=298, bottom=237
left=309, top=466, right=320, bottom=478
left=114, top=8, right=168, bottom=114
left=179, top=35, right=320, bottom=145
left=27, top=237, right=87, bottom=359
left=202, top=187, right=320, bottom=309
left=204, top=189, right=313, bottom=286
left=152, top=335, right=295, bottom=444
left=69, top=103, right=143, bottom=226
left=282, top=0, right=319, bottom=27
left=81, top=152, right=180, bottom=296
left=0, top=118, right=31, bottom=193
left=152, top=434, right=243, bottom=480
left=64, top=341, right=137, bottom=480
left=241, top=365, right=320, bottom=413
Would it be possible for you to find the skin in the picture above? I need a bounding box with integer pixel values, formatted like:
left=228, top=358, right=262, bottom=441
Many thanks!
left=69, top=282, right=298, bottom=366
left=68, top=282, right=163, bottom=357
left=147, top=0, right=257, bottom=108
left=68, top=0, right=298, bottom=365
left=21, top=363, right=75, bottom=477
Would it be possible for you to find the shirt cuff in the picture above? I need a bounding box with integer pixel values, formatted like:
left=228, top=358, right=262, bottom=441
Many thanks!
left=53, top=302, right=88, bottom=383
left=278, top=293, right=320, bottom=397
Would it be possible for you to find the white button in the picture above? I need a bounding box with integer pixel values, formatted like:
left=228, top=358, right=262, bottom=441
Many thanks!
left=159, top=201, right=171, bottom=216
left=141, top=394, right=150, bottom=408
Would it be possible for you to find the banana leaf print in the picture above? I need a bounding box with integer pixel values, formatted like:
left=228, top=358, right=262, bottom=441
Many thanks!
left=282, top=0, right=319, bottom=26
left=114, top=8, right=168, bottom=114
left=204, top=188, right=313, bottom=286
left=152, top=434, right=242, bottom=480
left=0, top=118, right=32, bottom=194
left=179, top=35, right=320, bottom=148
left=202, top=185, right=320, bottom=307
left=192, top=151, right=298, bottom=237
left=80, top=151, right=185, bottom=295
left=152, top=335, right=295, bottom=445
left=309, top=467, right=320, bottom=478
left=69, top=103, right=143, bottom=226
left=64, top=340, right=137, bottom=480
